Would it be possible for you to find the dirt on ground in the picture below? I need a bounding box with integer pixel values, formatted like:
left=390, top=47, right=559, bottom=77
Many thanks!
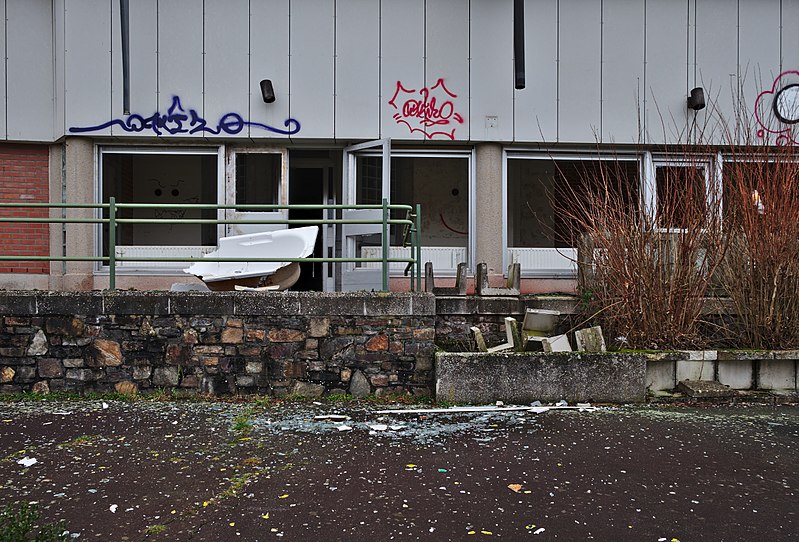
left=0, top=399, right=797, bottom=541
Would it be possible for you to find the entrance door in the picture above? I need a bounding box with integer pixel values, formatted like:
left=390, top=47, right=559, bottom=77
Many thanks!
left=341, top=139, right=391, bottom=291
left=225, top=150, right=287, bottom=236
left=289, top=166, right=326, bottom=291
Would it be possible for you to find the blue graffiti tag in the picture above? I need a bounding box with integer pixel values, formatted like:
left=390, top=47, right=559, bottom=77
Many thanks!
left=68, top=96, right=300, bottom=136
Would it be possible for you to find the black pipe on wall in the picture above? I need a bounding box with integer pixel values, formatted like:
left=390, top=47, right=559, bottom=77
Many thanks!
left=120, top=0, right=130, bottom=114
left=513, top=0, right=525, bottom=90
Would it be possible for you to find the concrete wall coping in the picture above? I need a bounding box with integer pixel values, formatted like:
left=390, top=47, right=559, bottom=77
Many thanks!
left=0, top=291, right=436, bottom=317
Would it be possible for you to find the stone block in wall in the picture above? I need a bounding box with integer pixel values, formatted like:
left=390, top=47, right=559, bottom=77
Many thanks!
left=180, top=375, right=200, bottom=388
left=245, top=361, right=263, bottom=374
left=268, top=329, right=305, bottom=342
left=282, top=360, right=306, bottom=379
left=194, top=345, right=224, bottom=355
left=27, top=330, right=48, bottom=356
left=152, top=367, right=180, bottom=387
left=0, top=367, right=14, bottom=383
left=237, top=346, right=261, bottom=357
left=246, top=329, right=266, bottom=342
left=414, top=355, right=433, bottom=372
left=85, top=339, right=123, bottom=367
left=133, top=366, right=152, bottom=380
left=319, top=337, right=354, bottom=360
left=268, top=343, right=302, bottom=360
left=65, top=368, right=99, bottom=382
left=296, top=350, right=319, bottom=360
left=37, top=358, right=63, bottom=378
left=308, top=317, right=330, bottom=338
left=221, top=327, right=244, bottom=344
left=31, top=381, right=50, bottom=394
left=14, top=366, right=36, bottom=383
left=366, top=334, right=388, bottom=352
left=370, top=374, right=389, bottom=387
left=0, top=347, right=28, bottom=357
left=63, top=358, right=83, bottom=368
left=292, top=381, right=324, bottom=398
left=165, top=344, right=194, bottom=366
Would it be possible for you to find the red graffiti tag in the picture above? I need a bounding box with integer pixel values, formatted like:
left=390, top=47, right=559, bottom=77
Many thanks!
left=388, top=79, right=464, bottom=140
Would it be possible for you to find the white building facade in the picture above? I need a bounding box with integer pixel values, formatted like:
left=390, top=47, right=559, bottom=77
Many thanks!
left=0, top=0, right=796, bottom=292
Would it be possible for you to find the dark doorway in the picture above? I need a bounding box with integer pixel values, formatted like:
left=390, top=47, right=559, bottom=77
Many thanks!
left=288, top=166, right=325, bottom=291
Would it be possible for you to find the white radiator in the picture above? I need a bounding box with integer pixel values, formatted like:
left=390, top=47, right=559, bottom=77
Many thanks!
left=114, top=246, right=215, bottom=268
left=361, top=246, right=467, bottom=273
left=508, top=247, right=577, bottom=276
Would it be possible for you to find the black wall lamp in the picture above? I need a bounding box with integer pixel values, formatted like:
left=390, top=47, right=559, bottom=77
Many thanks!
left=687, top=87, right=706, bottom=111
left=260, top=79, right=276, bottom=103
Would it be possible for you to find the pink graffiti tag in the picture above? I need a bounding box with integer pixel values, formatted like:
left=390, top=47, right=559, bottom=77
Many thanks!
left=754, top=71, right=799, bottom=146
left=388, top=79, right=464, bottom=140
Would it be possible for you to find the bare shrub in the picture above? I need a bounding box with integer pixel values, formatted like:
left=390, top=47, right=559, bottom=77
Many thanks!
left=716, top=144, right=799, bottom=348
left=554, top=151, right=726, bottom=350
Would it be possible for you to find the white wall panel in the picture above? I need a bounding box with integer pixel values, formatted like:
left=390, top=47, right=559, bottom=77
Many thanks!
left=601, top=0, right=644, bottom=143
left=469, top=0, right=513, bottom=141
left=514, top=0, right=557, bottom=143
left=0, top=0, right=6, bottom=140
left=289, top=0, right=335, bottom=139
left=335, top=0, right=379, bottom=140
left=782, top=0, right=799, bottom=72
left=645, top=1, right=688, bottom=144
left=110, top=0, right=158, bottom=137
left=694, top=0, right=739, bottom=143
left=64, top=0, right=110, bottom=137
left=425, top=0, right=470, bottom=142
left=558, top=0, right=601, bottom=143
left=7, top=0, right=54, bottom=141
left=53, top=0, right=66, bottom=138
left=249, top=0, right=291, bottom=140
left=380, top=0, right=425, bottom=140
left=204, top=0, right=249, bottom=140
left=739, top=0, right=780, bottom=143
left=157, top=0, right=203, bottom=137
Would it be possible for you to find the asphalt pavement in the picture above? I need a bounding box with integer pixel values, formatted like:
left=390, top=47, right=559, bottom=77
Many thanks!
left=0, top=399, right=796, bottom=541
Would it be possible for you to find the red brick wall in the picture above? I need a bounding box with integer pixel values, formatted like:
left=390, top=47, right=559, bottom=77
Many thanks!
left=0, top=144, right=50, bottom=274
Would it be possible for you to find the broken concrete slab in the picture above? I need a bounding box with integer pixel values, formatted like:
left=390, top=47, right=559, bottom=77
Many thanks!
left=542, top=334, right=572, bottom=353
left=677, top=379, right=737, bottom=398
left=575, top=326, right=606, bottom=352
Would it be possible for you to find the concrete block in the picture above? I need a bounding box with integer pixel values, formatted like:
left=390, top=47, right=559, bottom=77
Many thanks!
left=436, top=352, right=647, bottom=403
left=718, top=360, right=754, bottom=389
left=37, top=293, right=103, bottom=315
left=0, top=294, right=37, bottom=314
left=575, top=326, right=606, bottom=352
left=685, top=350, right=717, bottom=361
left=234, top=293, right=301, bottom=315
left=758, top=359, right=796, bottom=390
left=300, top=294, right=365, bottom=316
left=646, top=360, right=675, bottom=392
left=169, top=293, right=235, bottom=315
left=365, top=294, right=412, bottom=316
left=542, top=334, right=572, bottom=353
left=103, top=293, right=169, bottom=315
left=676, top=360, right=715, bottom=382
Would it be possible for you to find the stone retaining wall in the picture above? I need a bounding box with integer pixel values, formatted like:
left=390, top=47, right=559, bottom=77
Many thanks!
left=0, top=292, right=436, bottom=397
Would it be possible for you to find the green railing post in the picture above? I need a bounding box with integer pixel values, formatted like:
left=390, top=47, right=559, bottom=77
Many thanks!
left=381, top=198, right=389, bottom=291
left=415, top=204, right=422, bottom=292
left=108, top=197, right=116, bottom=291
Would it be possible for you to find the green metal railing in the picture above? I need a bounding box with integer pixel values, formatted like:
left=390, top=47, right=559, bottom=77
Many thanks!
left=0, top=198, right=423, bottom=292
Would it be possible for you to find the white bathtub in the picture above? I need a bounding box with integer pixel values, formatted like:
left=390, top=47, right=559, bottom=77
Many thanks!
left=184, top=226, right=319, bottom=284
